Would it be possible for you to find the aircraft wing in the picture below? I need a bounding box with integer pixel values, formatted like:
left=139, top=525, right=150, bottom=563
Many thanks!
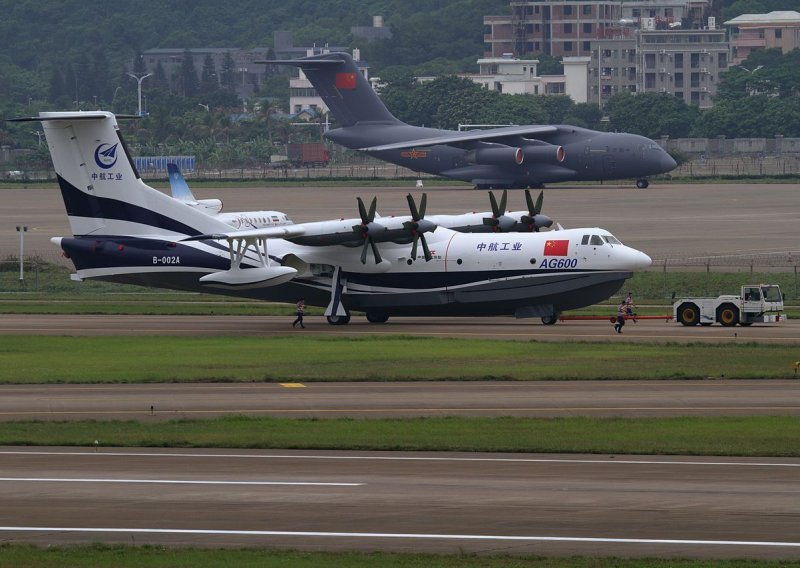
left=184, top=226, right=306, bottom=242
left=358, top=125, right=559, bottom=151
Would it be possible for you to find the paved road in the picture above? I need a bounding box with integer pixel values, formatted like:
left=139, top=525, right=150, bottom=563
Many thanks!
left=2, top=182, right=799, bottom=261
left=1, top=314, right=798, bottom=343
left=0, top=447, right=798, bottom=559
left=1, top=379, right=799, bottom=421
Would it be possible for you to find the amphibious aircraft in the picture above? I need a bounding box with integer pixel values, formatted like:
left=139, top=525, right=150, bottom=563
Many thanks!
left=167, top=163, right=294, bottom=230
left=13, top=111, right=651, bottom=325
left=264, top=52, right=677, bottom=189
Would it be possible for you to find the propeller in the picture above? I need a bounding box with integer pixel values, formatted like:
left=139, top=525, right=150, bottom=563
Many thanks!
left=482, top=190, right=516, bottom=232
left=519, top=189, right=553, bottom=232
left=403, top=193, right=436, bottom=261
left=352, top=196, right=384, bottom=264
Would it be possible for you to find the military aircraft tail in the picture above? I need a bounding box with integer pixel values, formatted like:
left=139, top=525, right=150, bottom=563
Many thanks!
left=14, top=112, right=227, bottom=239
left=263, top=52, right=401, bottom=127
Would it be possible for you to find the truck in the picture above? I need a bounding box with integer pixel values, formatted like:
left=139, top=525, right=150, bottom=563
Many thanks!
left=287, top=143, right=329, bottom=167
left=673, top=284, right=784, bottom=327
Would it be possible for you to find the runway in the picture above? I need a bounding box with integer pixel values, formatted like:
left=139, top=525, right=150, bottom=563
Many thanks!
left=0, top=447, right=798, bottom=559
left=1, top=314, right=798, bottom=343
left=2, top=182, right=800, bottom=261
left=1, top=380, right=799, bottom=421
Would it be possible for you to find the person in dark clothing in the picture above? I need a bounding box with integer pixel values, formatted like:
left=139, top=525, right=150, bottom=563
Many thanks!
left=292, top=298, right=306, bottom=328
left=613, top=301, right=626, bottom=333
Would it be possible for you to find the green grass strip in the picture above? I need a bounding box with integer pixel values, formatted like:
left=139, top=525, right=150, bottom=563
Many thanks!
left=2, top=416, right=799, bottom=457
left=0, top=335, right=797, bottom=384
left=0, top=544, right=797, bottom=568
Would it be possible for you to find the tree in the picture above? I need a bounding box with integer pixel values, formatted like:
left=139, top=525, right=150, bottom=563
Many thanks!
left=221, top=51, right=237, bottom=92
left=606, top=92, right=698, bottom=138
left=179, top=49, right=199, bottom=98
left=200, top=54, right=219, bottom=95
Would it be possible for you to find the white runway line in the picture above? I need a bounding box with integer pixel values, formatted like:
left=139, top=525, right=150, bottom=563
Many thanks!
left=0, top=477, right=362, bottom=486
left=0, top=527, right=798, bottom=548
left=1, top=450, right=798, bottom=468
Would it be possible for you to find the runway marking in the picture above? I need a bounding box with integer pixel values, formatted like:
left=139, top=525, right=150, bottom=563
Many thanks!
left=279, top=383, right=306, bottom=388
left=0, top=477, right=362, bottom=487
left=0, top=526, right=798, bottom=548
left=1, top=450, right=798, bottom=468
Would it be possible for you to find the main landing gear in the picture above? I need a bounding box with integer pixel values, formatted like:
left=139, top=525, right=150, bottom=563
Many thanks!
left=635, top=178, right=649, bottom=189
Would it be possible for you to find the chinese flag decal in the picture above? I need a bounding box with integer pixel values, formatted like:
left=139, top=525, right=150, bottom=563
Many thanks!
left=335, top=73, right=357, bottom=89
left=543, top=239, right=569, bottom=256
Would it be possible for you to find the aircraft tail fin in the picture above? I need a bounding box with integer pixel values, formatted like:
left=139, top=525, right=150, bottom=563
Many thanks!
left=21, top=111, right=227, bottom=239
left=167, top=162, right=196, bottom=201
left=263, top=52, right=400, bottom=127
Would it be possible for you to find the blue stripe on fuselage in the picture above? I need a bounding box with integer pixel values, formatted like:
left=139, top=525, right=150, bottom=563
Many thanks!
left=57, top=174, right=204, bottom=237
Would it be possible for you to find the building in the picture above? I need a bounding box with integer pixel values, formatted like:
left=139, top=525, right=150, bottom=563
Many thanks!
left=724, top=10, right=800, bottom=64
left=587, top=22, right=728, bottom=110
left=351, top=15, right=393, bottom=41
left=467, top=55, right=590, bottom=102
left=484, top=0, right=711, bottom=59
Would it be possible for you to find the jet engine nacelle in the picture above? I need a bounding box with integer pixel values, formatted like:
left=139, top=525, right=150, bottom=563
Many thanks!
left=199, top=265, right=297, bottom=289
left=185, top=199, right=224, bottom=214
left=521, top=145, right=566, bottom=164
left=465, top=147, right=524, bottom=166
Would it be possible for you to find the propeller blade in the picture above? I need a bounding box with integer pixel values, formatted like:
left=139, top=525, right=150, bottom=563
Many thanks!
left=367, top=196, right=378, bottom=222
left=420, top=234, right=432, bottom=261
left=488, top=191, right=500, bottom=217
left=357, top=197, right=368, bottom=223
left=418, top=193, right=427, bottom=218
left=369, top=238, right=382, bottom=264
left=498, top=189, right=508, bottom=215
left=533, top=190, right=544, bottom=215
left=525, top=189, right=535, bottom=214
left=360, top=239, right=369, bottom=264
left=406, top=194, right=419, bottom=220
left=410, top=235, right=419, bottom=260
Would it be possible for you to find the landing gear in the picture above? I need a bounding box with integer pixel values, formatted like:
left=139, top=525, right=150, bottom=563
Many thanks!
left=541, top=314, right=560, bottom=325
left=636, top=178, right=649, bottom=189
left=366, top=312, right=389, bottom=324
left=326, top=313, right=351, bottom=325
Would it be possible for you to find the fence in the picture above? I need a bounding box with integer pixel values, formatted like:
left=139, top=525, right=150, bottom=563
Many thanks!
left=2, top=256, right=798, bottom=301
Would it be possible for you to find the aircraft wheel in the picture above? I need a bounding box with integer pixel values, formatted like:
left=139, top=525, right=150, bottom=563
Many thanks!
left=366, top=313, right=389, bottom=324
left=677, top=303, right=700, bottom=326
left=636, top=178, right=649, bottom=189
left=716, top=304, right=739, bottom=327
left=326, top=314, right=351, bottom=326
left=541, top=314, right=559, bottom=325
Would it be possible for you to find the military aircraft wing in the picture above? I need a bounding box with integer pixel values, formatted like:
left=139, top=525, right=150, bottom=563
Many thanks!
left=358, top=125, right=559, bottom=151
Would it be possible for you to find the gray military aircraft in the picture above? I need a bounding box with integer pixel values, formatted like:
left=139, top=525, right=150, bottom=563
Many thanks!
left=265, top=52, right=677, bottom=189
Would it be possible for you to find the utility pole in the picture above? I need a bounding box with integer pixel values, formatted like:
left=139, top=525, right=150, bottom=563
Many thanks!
left=127, top=72, right=153, bottom=116
left=16, top=225, right=27, bottom=283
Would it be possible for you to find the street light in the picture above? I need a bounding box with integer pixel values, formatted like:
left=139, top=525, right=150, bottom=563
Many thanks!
left=15, top=225, right=27, bottom=283
left=737, top=64, right=764, bottom=74
left=198, top=103, right=210, bottom=111
left=127, top=72, right=153, bottom=116
left=30, top=131, right=43, bottom=146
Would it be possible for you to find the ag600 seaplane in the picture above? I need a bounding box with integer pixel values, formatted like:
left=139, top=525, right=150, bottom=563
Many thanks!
left=15, top=111, right=651, bottom=325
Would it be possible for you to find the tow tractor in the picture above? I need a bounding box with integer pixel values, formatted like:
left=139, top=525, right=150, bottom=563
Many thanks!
left=673, top=284, right=784, bottom=327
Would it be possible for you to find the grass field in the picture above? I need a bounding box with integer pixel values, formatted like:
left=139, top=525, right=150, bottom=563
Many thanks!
left=3, top=415, right=800, bottom=456
left=1, top=544, right=797, bottom=568
left=1, top=335, right=798, bottom=383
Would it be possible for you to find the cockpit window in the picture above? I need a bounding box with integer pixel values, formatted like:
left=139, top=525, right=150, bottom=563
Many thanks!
left=602, top=235, right=621, bottom=245
left=590, top=235, right=604, bottom=246
left=762, top=286, right=782, bottom=302
left=581, top=235, right=590, bottom=245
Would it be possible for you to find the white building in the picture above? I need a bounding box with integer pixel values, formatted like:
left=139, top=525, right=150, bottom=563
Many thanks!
left=466, top=56, right=590, bottom=102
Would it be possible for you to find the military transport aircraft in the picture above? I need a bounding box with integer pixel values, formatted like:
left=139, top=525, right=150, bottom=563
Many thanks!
left=264, top=52, right=677, bottom=189
left=13, top=111, right=651, bottom=325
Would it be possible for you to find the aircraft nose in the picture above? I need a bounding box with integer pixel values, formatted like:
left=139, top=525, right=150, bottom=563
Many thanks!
left=660, top=151, right=677, bottom=173
left=632, top=249, right=652, bottom=269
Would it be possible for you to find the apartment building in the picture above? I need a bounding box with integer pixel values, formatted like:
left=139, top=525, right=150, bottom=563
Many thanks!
left=724, top=10, right=800, bottom=64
